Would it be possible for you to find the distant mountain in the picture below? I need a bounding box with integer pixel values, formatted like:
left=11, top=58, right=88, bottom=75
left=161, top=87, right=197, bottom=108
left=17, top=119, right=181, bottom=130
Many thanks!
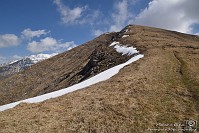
left=0, top=53, right=57, bottom=79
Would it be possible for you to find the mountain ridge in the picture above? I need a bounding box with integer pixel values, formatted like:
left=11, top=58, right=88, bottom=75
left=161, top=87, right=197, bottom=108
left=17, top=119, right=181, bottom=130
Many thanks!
left=0, top=25, right=198, bottom=132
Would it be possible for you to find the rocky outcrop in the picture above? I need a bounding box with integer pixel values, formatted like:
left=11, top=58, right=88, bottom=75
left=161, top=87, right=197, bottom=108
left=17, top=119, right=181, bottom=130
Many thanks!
left=68, top=43, right=131, bottom=85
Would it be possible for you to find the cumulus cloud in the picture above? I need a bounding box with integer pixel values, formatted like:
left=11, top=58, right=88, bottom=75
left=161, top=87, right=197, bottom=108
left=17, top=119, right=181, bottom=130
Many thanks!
left=0, top=28, right=49, bottom=48
left=92, top=0, right=199, bottom=35
left=27, top=37, right=76, bottom=53
left=109, top=0, right=133, bottom=32
left=27, top=37, right=57, bottom=53
left=21, top=28, right=49, bottom=40
left=134, top=0, right=199, bottom=33
left=0, top=34, right=21, bottom=48
left=54, top=0, right=100, bottom=25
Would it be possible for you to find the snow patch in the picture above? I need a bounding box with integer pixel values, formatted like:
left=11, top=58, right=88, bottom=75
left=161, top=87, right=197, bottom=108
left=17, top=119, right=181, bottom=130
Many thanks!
left=0, top=54, right=144, bottom=112
left=122, top=35, right=129, bottom=38
left=9, top=60, right=19, bottom=65
left=110, top=41, right=138, bottom=55
left=114, top=45, right=138, bottom=55
left=110, top=41, right=119, bottom=46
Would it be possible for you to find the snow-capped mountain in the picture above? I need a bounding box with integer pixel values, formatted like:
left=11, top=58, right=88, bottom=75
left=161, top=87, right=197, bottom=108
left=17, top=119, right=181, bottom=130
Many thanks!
left=28, top=53, right=58, bottom=64
left=0, top=53, right=57, bottom=79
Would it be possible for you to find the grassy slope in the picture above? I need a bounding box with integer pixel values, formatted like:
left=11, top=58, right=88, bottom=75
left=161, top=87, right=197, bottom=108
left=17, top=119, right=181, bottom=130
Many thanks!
left=0, top=25, right=198, bottom=133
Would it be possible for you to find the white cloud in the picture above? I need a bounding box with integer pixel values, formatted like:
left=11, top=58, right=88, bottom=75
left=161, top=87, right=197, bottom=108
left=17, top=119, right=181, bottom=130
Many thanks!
left=79, top=10, right=101, bottom=25
left=92, top=0, right=136, bottom=35
left=21, top=28, right=49, bottom=40
left=27, top=37, right=57, bottom=53
left=13, top=55, right=23, bottom=60
left=109, top=0, right=133, bottom=32
left=0, top=34, right=21, bottom=48
left=92, top=0, right=199, bottom=35
left=134, top=0, right=199, bottom=33
left=54, top=0, right=100, bottom=25
left=54, top=0, right=85, bottom=24
left=92, top=29, right=105, bottom=36
left=27, top=37, right=76, bottom=53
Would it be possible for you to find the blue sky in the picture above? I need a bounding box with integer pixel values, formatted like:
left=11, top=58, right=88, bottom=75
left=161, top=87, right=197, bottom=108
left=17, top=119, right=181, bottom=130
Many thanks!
left=0, top=0, right=199, bottom=64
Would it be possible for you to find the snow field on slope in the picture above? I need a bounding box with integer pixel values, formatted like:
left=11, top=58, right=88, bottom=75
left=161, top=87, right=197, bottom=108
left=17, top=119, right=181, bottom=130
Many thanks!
left=109, top=41, right=139, bottom=55
left=122, top=35, right=129, bottom=38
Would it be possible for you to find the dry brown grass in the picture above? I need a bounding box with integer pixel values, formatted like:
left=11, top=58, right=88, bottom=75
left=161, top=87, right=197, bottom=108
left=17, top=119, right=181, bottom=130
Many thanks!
left=0, top=25, right=199, bottom=132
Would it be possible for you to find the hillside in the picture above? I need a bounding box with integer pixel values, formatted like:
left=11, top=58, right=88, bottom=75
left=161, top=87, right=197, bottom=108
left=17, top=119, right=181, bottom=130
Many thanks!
left=0, top=25, right=199, bottom=132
